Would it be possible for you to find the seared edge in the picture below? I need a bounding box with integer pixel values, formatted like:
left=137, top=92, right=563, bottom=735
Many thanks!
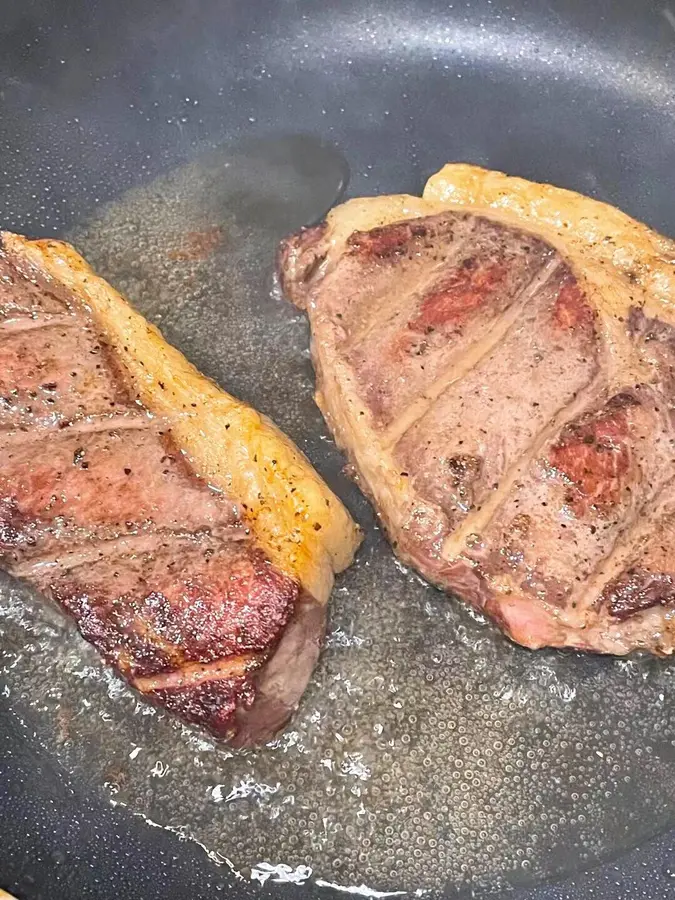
left=2, top=232, right=361, bottom=605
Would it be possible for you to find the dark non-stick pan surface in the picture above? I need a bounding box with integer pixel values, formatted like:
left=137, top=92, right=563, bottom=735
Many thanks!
left=1, top=1, right=675, bottom=898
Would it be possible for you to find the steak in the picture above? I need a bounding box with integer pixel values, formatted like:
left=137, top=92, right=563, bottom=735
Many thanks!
left=0, top=232, right=360, bottom=744
left=280, top=163, right=675, bottom=656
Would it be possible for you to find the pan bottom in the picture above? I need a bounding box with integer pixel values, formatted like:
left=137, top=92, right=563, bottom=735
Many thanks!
left=1, top=143, right=674, bottom=897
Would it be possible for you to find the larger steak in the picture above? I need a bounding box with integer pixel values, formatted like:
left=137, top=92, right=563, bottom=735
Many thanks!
left=0, top=232, right=360, bottom=744
left=280, top=163, right=675, bottom=656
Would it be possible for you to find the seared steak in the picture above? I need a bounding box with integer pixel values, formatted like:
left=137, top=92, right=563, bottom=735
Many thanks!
left=280, top=163, right=675, bottom=655
left=0, top=232, right=359, bottom=744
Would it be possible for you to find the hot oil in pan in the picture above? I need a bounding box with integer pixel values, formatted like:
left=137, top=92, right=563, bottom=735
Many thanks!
left=1, top=142, right=675, bottom=896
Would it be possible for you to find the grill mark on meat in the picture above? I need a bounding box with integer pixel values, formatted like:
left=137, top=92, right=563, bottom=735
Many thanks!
left=384, top=255, right=563, bottom=447
left=343, top=224, right=472, bottom=351
left=0, top=411, right=154, bottom=447
left=465, top=385, right=675, bottom=629
left=395, top=262, right=599, bottom=532
left=119, top=602, right=187, bottom=672
left=10, top=525, right=249, bottom=579
left=0, top=322, right=140, bottom=428
left=0, top=425, right=237, bottom=564
left=442, top=373, right=606, bottom=560
left=562, top=329, right=675, bottom=616
left=0, top=314, right=75, bottom=334
left=575, top=315, right=675, bottom=606
left=132, top=654, right=257, bottom=693
left=341, top=216, right=556, bottom=427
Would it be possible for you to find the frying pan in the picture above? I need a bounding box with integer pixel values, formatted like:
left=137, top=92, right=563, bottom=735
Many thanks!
left=1, top=0, right=674, bottom=898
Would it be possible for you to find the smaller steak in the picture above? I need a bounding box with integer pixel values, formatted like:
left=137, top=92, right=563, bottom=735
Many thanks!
left=0, top=232, right=360, bottom=743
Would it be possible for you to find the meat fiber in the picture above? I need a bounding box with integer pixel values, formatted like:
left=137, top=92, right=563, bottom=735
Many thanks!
left=279, top=163, right=675, bottom=656
left=0, top=232, right=360, bottom=744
